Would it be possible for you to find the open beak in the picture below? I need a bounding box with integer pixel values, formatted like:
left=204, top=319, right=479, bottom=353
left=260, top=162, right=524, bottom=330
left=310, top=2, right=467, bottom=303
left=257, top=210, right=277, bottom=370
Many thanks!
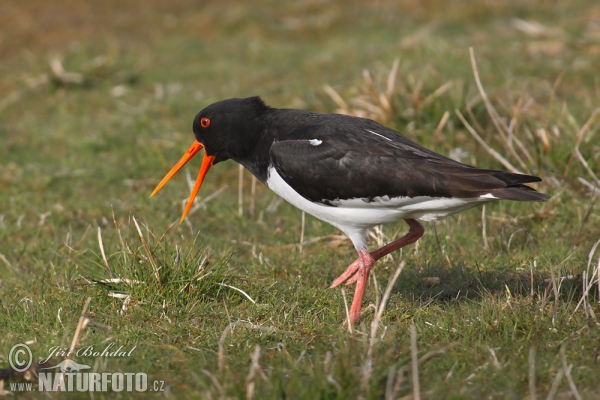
left=150, top=140, right=215, bottom=223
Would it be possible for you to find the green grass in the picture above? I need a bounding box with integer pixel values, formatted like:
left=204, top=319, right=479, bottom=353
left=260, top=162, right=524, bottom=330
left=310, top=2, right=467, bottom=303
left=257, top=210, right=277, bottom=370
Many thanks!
left=1, top=0, right=599, bottom=398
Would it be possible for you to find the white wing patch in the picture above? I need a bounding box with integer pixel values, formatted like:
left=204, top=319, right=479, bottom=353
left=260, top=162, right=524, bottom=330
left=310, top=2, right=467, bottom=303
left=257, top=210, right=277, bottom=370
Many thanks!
left=365, top=129, right=392, bottom=141
left=480, top=193, right=498, bottom=199
left=309, top=139, right=323, bottom=146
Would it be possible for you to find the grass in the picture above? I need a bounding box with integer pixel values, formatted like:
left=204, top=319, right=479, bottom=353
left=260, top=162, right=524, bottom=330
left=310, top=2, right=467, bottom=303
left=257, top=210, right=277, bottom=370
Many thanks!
left=1, top=0, right=599, bottom=398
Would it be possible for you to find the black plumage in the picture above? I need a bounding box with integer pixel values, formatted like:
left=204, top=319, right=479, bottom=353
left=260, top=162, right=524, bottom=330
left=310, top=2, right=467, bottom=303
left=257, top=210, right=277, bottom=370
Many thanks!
left=193, top=97, right=548, bottom=204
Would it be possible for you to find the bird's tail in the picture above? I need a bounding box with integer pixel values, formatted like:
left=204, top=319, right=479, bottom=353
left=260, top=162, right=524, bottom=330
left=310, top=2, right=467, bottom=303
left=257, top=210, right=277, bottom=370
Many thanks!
left=490, top=185, right=550, bottom=202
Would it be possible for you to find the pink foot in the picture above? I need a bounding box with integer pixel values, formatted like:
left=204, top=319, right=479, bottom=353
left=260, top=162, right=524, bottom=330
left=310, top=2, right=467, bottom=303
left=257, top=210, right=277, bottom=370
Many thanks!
left=329, top=257, right=361, bottom=288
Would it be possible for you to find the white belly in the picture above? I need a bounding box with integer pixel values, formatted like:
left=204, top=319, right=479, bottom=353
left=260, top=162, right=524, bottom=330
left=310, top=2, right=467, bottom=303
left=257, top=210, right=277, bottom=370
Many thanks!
left=266, top=166, right=495, bottom=250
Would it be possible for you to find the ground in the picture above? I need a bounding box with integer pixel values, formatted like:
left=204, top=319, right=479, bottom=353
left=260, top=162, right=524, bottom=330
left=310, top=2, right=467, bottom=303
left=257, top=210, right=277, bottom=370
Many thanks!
left=0, top=0, right=599, bottom=398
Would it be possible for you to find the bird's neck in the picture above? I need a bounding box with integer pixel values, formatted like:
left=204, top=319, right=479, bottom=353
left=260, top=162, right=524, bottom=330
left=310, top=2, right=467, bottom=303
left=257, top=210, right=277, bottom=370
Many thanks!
left=230, top=119, right=276, bottom=184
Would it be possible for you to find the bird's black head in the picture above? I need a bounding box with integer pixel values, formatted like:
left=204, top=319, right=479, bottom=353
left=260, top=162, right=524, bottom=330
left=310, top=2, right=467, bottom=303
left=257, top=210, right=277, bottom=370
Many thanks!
left=192, top=96, right=271, bottom=164
left=150, top=96, right=272, bottom=223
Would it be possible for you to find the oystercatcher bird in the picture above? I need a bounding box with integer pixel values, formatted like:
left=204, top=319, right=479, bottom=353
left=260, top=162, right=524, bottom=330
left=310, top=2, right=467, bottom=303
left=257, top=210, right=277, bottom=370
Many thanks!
left=151, top=97, right=549, bottom=325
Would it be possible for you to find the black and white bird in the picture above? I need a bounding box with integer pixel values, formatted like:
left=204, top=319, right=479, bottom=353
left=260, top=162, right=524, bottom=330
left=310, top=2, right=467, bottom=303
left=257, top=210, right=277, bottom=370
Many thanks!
left=151, top=97, right=549, bottom=325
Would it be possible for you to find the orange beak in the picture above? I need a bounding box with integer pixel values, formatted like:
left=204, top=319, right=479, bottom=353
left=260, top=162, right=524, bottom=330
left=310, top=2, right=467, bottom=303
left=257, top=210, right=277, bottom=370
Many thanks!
left=150, top=140, right=216, bottom=223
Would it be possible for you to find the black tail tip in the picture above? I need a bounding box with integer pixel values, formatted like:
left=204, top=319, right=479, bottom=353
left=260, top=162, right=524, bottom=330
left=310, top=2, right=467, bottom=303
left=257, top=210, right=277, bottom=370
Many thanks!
left=491, top=186, right=551, bottom=202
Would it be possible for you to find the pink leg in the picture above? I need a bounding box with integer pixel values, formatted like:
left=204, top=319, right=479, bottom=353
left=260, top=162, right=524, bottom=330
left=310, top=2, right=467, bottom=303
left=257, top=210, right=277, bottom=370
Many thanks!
left=348, top=251, right=375, bottom=324
left=370, top=219, right=424, bottom=261
left=331, top=219, right=425, bottom=325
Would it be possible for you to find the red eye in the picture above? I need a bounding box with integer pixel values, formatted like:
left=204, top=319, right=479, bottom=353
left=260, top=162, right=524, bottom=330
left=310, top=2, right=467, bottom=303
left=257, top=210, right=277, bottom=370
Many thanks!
left=200, top=117, right=210, bottom=128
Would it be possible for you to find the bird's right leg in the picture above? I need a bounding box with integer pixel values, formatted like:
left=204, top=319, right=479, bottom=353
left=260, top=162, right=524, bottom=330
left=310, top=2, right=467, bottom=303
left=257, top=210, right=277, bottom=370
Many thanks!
left=330, top=219, right=424, bottom=288
left=329, top=257, right=362, bottom=288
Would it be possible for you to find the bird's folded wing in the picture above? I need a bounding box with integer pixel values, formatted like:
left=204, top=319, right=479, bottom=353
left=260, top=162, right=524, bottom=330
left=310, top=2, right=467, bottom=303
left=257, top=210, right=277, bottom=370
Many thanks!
left=269, top=126, right=547, bottom=204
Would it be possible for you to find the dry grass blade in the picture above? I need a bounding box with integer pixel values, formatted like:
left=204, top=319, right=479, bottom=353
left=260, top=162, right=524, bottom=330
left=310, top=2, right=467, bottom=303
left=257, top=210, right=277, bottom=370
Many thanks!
left=417, top=342, right=459, bottom=367
left=563, top=108, right=600, bottom=178
left=573, top=238, right=600, bottom=314
left=67, top=297, right=92, bottom=358
left=549, top=263, right=560, bottom=326
left=385, top=365, right=396, bottom=400
left=411, top=324, right=420, bottom=400
left=469, top=48, right=530, bottom=173
left=455, top=110, right=521, bottom=173
left=108, top=292, right=131, bottom=313
left=487, top=346, right=502, bottom=369
left=202, top=369, right=223, bottom=395
left=96, top=278, right=142, bottom=285
left=324, top=59, right=399, bottom=123
left=386, top=58, right=400, bottom=99
left=49, top=57, right=83, bottom=84
left=0, top=253, right=16, bottom=272
left=323, top=84, right=348, bottom=109
left=432, top=111, right=450, bottom=143
left=577, top=177, right=599, bottom=193
left=187, top=184, right=229, bottom=217
left=511, top=18, right=562, bottom=38
left=112, top=206, right=126, bottom=252
left=363, top=69, right=378, bottom=101
left=0, top=90, right=21, bottom=113
left=341, top=288, right=352, bottom=334
left=572, top=191, right=596, bottom=248
left=420, top=81, right=454, bottom=109
left=560, top=345, right=582, bottom=400
left=218, top=322, right=236, bottom=375
left=369, top=261, right=406, bottom=353
left=573, top=108, right=600, bottom=149
left=362, top=261, right=406, bottom=393
left=132, top=216, right=162, bottom=289
left=545, top=366, right=565, bottom=400
left=97, top=227, right=114, bottom=279
left=372, top=272, right=380, bottom=312
left=529, top=347, right=537, bottom=400
left=245, top=344, right=267, bottom=400
left=217, top=283, right=256, bottom=304
left=573, top=147, right=600, bottom=186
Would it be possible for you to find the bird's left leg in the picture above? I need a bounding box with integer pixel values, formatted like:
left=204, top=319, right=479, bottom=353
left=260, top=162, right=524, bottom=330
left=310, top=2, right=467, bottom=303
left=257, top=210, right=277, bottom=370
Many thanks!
left=348, top=250, right=376, bottom=324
